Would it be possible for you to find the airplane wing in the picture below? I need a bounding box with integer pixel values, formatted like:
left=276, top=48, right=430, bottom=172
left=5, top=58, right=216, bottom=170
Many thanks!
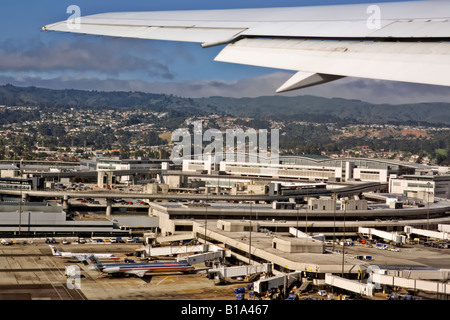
left=128, top=270, right=147, bottom=278
left=43, top=1, right=450, bottom=91
left=73, top=255, right=89, bottom=262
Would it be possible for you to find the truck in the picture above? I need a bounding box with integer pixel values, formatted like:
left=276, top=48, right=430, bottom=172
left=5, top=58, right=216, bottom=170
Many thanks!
left=1, top=239, right=12, bottom=245
left=287, top=293, right=299, bottom=300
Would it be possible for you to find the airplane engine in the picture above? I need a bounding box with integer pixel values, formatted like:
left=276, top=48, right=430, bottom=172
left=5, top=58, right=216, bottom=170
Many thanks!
left=103, top=267, right=121, bottom=274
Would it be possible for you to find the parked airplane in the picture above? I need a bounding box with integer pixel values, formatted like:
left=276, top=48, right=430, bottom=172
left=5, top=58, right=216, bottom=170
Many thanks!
left=49, top=245, right=120, bottom=262
left=87, top=255, right=195, bottom=277
left=43, top=1, right=450, bottom=92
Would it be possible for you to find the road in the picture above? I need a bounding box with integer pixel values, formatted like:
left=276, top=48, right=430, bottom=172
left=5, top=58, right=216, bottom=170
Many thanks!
left=0, top=182, right=386, bottom=202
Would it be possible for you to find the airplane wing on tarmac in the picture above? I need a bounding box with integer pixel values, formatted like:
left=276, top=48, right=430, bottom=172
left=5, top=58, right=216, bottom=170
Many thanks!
left=43, top=1, right=450, bottom=92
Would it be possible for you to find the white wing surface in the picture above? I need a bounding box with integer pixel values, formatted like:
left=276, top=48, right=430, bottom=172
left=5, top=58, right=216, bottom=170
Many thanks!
left=43, top=1, right=450, bottom=91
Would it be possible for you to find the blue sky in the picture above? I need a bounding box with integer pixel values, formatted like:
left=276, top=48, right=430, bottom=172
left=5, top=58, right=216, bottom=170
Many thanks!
left=0, top=0, right=449, bottom=104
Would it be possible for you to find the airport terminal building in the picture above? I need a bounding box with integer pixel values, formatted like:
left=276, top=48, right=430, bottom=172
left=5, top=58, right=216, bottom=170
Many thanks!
left=183, top=155, right=423, bottom=183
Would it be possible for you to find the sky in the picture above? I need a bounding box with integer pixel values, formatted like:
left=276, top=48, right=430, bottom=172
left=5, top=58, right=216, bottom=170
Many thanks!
left=0, top=0, right=449, bottom=104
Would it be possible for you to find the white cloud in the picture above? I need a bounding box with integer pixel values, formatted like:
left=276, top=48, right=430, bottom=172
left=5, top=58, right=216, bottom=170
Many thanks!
left=296, top=77, right=450, bottom=104
left=0, top=37, right=174, bottom=79
left=125, top=73, right=450, bottom=104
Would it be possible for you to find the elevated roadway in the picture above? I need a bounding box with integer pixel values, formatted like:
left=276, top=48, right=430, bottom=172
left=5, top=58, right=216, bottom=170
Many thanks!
left=0, top=182, right=447, bottom=222
left=0, top=182, right=386, bottom=202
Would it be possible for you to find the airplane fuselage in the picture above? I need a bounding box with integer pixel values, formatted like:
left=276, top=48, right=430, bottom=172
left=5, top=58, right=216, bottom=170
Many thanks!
left=49, top=245, right=119, bottom=261
left=58, top=253, right=119, bottom=260
left=99, top=261, right=195, bottom=277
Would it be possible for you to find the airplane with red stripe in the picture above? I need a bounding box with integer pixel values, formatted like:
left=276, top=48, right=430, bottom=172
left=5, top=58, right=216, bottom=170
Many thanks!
left=87, top=255, right=195, bottom=278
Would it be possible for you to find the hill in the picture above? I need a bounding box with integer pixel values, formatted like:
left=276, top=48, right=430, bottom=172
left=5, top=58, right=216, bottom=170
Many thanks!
left=0, top=84, right=448, bottom=125
left=197, top=96, right=450, bottom=125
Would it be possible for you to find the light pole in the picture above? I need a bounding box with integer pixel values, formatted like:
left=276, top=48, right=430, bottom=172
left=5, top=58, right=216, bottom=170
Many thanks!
left=204, top=189, right=208, bottom=252
left=305, top=188, right=309, bottom=234
left=18, top=160, right=23, bottom=236
left=427, top=181, right=431, bottom=231
left=248, top=190, right=253, bottom=265
left=18, top=187, right=22, bottom=236
left=341, top=199, right=347, bottom=278
left=305, top=198, right=308, bottom=234
left=333, top=193, right=337, bottom=252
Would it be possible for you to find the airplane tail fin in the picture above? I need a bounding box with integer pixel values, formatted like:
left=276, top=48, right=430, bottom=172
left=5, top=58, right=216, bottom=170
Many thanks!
left=49, top=245, right=61, bottom=256
left=86, top=255, right=103, bottom=270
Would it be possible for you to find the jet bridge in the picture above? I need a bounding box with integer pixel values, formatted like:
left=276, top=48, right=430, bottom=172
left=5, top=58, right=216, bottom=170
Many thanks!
left=208, top=263, right=273, bottom=284
left=137, top=243, right=228, bottom=258
left=404, top=226, right=450, bottom=241
left=177, top=249, right=231, bottom=265
left=376, top=267, right=450, bottom=281
left=289, top=227, right=325, bottom=241
left=358, top=227, right=406, bottom=245
left=253, top=271, right=302, bottom=297
left=371, top=271, right=450, bottom=296
left=325, top=274, right=375, bottom=297
left=137, top=243, right=232, bottom=265
left=136, top=244, right=206, bottom=258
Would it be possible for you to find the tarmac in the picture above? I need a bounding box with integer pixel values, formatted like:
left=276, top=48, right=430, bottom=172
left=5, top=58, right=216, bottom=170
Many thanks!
left=196, top=220, right=450, bottom=274
left=0, top=241, right=253, bottom=300
left=0, top=237, right=449, bottom=300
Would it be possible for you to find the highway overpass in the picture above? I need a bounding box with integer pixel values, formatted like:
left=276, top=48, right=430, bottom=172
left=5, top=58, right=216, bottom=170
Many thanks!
left=0, top=181, right=386, bottom=202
